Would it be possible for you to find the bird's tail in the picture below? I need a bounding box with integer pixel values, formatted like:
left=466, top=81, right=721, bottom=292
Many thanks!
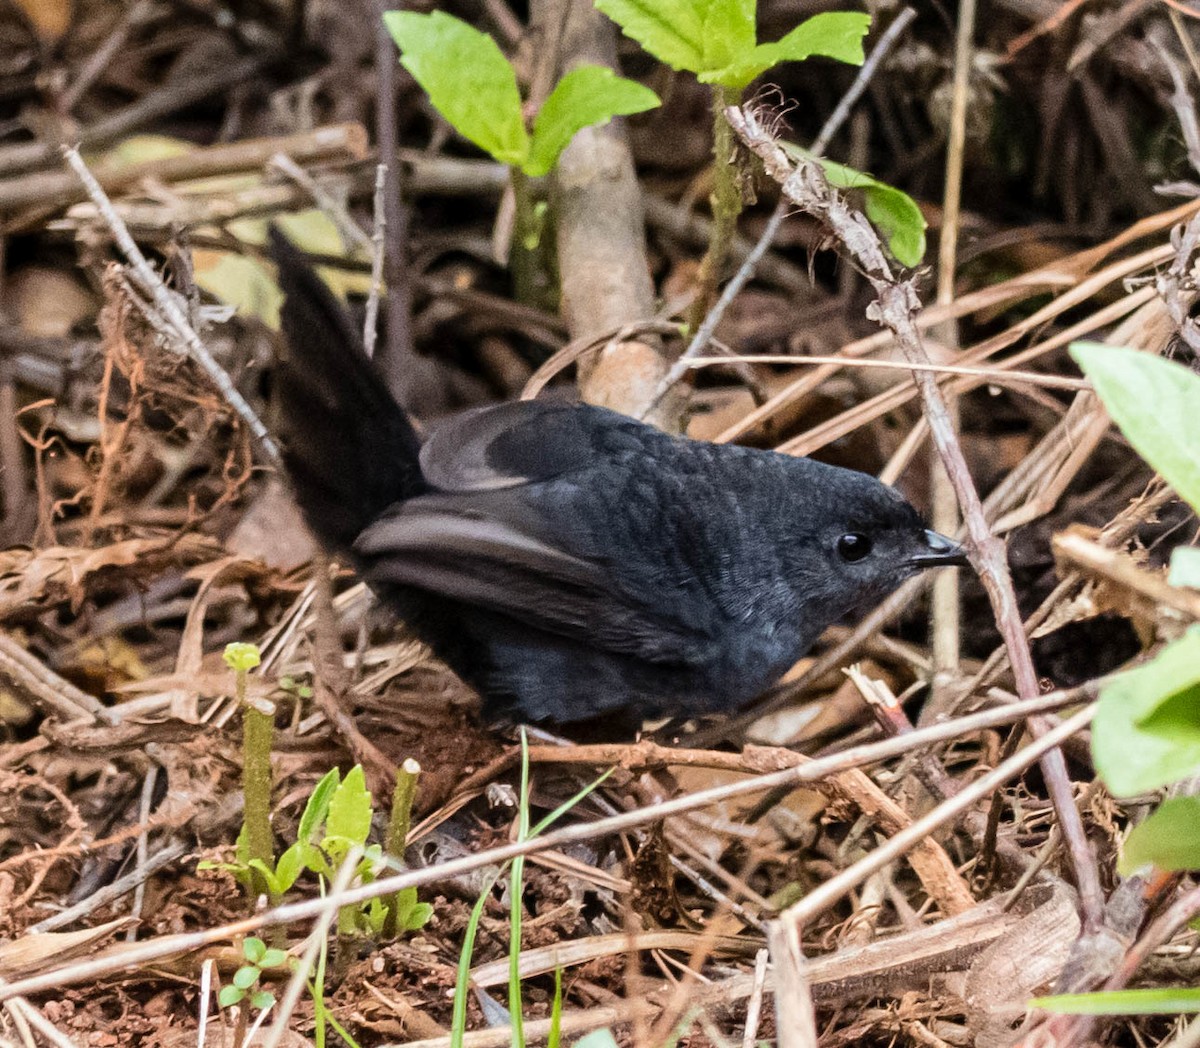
left=269, top=228, right=425, bottom=551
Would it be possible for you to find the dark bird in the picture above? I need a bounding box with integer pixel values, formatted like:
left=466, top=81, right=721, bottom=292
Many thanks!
left=269, top=230, right=966, bottom=728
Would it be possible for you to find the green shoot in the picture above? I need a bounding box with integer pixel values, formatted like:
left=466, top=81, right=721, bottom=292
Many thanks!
left=449, top=752, right=615, bottom=1048
left=225, top=641, right=274, bottom=903
left=593, top=0, right=870, bottom=325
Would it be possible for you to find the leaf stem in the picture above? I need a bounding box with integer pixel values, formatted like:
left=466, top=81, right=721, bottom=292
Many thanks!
left=689, top=85, right=743, bottom=331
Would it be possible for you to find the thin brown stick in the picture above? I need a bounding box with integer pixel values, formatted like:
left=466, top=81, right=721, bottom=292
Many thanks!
left=727, top=103, right=1106, bottom=934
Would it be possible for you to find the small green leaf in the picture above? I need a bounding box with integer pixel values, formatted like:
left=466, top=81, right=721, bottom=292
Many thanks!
left=242, top=937, right=266, bottom=964
left=1092, top=628, right=1200, bottom=796
left=233, top=964, right=261, bottom=990
left=365, top=897, right=390, bottom=936
left=259, top=948, right=289, bottom=969
left=593, top=0, right=707, bottom=72
left=1121, top=798, right=1200, bottom=874
left=298, top=768, right=341, bottom=845
left=384, top=10, right=529, bottom=167
left=235, top=823, right=250, bottom=867
left=1170, top=547, right=1200, bottom=589
left=1071, top=343, right=1200, bottom=512
left=1032, top=987, right=1200, bottom=1014
left=246, top=859, right=283, bottom=898
left=788, top=150, right=925, bottom=265
left=403, top=901, right=434, bottom=930
left=249, top=989, right=276, bottom=1011
left=326, top=765, right=373, bottom=849
left=700, top=12, right=870, bottom=88
left=526, top=66, right=660, bottom=177
left=223, top=642, right=261, bottom=673
left=273, top=843, right=302, bottom=892
left=218, top=984, right=245, bottom=1008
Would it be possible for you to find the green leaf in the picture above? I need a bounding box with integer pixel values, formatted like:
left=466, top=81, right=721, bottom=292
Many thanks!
left=384, top=10, right=529, bottom=167
left=223, top=642, right=261, bottom=673
left=1092, top=628, right=1200, bottom=796
left=365, top=897, right=390, bottom=936
left=700, top=12, right=870, bottom=88
left=1032, top=987, right=1200, bottom=1014
left=1071, top=343, right=1200, bottom=512
left=788, top=150, right=925, bottom=265
left=326, top=765, right=373, bottom=849
left=273, top=843, right=303, bottom=892
left=246, top=859, right=284, bottom=898
left=403, top=901, right=434, bottom=930
left=299, top=768, right=341, bottom=845
left=1121, top=797, right=1200, bottom=874
left=233, top=964, right=261, bottom=990
left=526, top=66, right=660, bottom=176
left=1170, top=547, right=1200, bottom=589
left=249, top=989, right=276, bottom=1011
left=242, top=936, right=266, bottom=964
left=218, top=984, right=245, bottom=1008
left=549, top=968, right=564, bottom=1048
left=699, top=0, right=756, bottom=70
left=259, top=948, right=289, bottom=969
left=593, top=0, right=707, bottom=71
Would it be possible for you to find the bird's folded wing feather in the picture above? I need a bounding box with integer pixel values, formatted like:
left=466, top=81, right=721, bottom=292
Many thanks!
left=354, top=498, right=709, bottom=665
left=418, top=400, right=652, bottom=493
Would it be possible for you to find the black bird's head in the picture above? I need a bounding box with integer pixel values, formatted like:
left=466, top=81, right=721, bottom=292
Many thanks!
left=780, top=460, right=967, bottom=618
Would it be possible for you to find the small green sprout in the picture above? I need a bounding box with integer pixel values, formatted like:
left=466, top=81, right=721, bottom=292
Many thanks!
left=218, top=936, right=286, bottom=1011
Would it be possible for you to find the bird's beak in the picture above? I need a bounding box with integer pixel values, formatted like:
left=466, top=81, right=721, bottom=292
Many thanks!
left=910, top=529, right=969, bottom=567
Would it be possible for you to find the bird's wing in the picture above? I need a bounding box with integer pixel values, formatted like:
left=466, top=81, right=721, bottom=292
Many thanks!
left=353, top=490, right=712, bottom=665
left=418, top=400, right=650, bottom=493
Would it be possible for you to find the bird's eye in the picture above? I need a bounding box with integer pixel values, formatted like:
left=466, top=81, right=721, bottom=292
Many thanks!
left=837, top=533, right=872, bottom=562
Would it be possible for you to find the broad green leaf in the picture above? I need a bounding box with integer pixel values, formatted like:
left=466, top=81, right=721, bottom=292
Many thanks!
left=1071, top=343, right=1200, bottom=512
left=1169, top=547, right=1200, bottom=589
left=242, top=937, right=266, bottom=964
left=785, top=149, right=925, bottom=265
left=326, top=764, right=373, bottom=849
left=526, top=66, right=660, bottom=177
left=700, top=12, right=870, bottom=88
left=700, top=0, right=756, bottom=70
left=218, top=985, right=245, bottom=1008
left=1032, top=987, right=1200, bottom=1014
left=1092, top=628, right=1200, bottom=796
left=249, top=990, right=276, bottom=1011
left=1120, top=797, right=1200, bottom=874
left=384, top=11, right=529, bottom=167
left=593, top=0, right=707, bottom=71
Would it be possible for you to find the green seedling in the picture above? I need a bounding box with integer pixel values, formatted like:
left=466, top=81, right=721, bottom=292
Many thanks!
left=218, top=936, right=287, bottom=1011
left=593, top=0, right=870, bottom=326
left=384, top=10, right=659, bottom=301
left=450, top=733, right=614, bottom=1048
